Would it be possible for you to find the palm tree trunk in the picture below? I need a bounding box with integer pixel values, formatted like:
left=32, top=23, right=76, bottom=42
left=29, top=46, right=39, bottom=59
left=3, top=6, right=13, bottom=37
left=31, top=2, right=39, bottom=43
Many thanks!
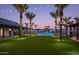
left=76, top=25, right=78, bottom=40
left=73, top=27, right=75, bottom=37
left=70, top=26, right=72, bottom=37
left=60, top=17, right=62, bottom=41
left=20, top=12, right=23, bottom=36
left=55, top=19, right=57, bottom=36
left=30, top=19, right=32, bottom=36
left=66, top=24, right=68, bottom=38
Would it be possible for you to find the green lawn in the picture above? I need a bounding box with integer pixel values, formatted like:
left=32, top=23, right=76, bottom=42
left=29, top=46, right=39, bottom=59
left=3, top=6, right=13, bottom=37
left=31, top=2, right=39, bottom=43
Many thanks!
left=0, top=36, right=79, bottom=55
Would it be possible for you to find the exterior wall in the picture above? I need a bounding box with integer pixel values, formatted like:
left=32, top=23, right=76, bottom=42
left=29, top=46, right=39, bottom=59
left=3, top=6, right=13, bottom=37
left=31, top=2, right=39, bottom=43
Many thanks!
left=5, top=28, right=19, bottom=37
left=10, top=28, right=14, bottom=36
left=0, top=28, right=2, bottom=38
left=0, top=26, right=27, bottom=39
left=0, top=28, right=3, bottom=38
left=0, top=28, right=1, bottom=37
left=0, top=27, right=19, bottom=39
left=11, top=29, right=13, bottom=36
left=4, top=28, right=9, bottom=37
left=13, top=28, right=19, bottom=35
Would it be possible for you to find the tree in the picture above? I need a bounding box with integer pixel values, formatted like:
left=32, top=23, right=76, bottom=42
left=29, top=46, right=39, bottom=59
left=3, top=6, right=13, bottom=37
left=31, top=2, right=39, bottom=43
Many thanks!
left=25, top=12, right=35, bottom=36
left=55, top=4, right=69, bottom=41
left=74, top=17, right=79, bottom=40
left=34, top=24, right=38, bottom=34
left=69, top=21, right=73, bottom=37
left=13, top=4, right=28, bottom=36
left=50, top=10, right=58, bottom=36
left=34, top=24, right=37, bottom=30
left=63, top=16, right=71, bottom=37
left=74, top=17, right=79, bottom=24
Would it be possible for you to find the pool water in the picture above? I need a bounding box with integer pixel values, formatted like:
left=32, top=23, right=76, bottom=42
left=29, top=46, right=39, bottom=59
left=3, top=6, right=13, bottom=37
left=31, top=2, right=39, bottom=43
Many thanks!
left=37, top=32, right=54, bottom=36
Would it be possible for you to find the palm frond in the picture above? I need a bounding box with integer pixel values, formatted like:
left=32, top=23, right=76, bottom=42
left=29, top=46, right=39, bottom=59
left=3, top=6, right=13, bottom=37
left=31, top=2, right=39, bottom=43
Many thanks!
left=13, top=4, right=28, bottom=13
left=55, top=4, right=69, bottom=9
left=55, top=4, right=69, bottom=17
left=63, top=16, right=71, bottom=21
left=74, top=16, right=79, bottom=23
left=50, top=11, right=58, bottom=19
left=25, top=12, right=35, bottom=20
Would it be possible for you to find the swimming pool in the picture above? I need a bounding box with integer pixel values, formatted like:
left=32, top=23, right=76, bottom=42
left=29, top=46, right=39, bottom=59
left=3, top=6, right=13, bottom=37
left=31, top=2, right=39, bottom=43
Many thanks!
left=37, top=31, right=54, bottom=36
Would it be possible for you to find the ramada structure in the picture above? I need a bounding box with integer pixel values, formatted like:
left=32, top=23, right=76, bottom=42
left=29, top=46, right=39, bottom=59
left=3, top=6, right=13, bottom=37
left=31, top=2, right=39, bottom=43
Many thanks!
left=0, top=18, right=20, bottom=39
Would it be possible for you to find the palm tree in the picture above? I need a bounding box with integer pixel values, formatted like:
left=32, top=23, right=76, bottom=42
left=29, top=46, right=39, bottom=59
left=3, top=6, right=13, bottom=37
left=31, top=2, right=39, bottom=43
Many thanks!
left=50, top=10, right=58, bottom=36
left=34, top=24, right=38, bottom=33
left=74, top=17, right=79, bottom=40
left=74, top=17, right=79, bottom=24
left=34, top=24, right=37, bottom=30
left=25, top=12, right=35, bottom=36
left=13, top=4, right=28, bottom=36
left=69, top=21, right=73, bottom=37
left=63, top=16, right=71, bottom=37
left=25, top=23, right=29, bottom=34
left=55, top=4, right=69, bottom=41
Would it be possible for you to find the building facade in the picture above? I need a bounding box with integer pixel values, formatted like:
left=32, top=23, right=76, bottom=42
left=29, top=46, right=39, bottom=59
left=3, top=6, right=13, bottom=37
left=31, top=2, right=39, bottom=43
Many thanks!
left=0, top=18, right=19, bottom=39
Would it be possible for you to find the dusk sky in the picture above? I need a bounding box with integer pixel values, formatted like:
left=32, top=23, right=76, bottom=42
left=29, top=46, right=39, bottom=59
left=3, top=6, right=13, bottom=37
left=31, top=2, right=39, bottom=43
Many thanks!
left=0, top=4, right=79, bottom=29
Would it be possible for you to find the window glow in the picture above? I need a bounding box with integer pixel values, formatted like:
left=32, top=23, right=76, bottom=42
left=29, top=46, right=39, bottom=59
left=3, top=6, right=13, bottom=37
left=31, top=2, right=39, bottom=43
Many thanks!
left=1, top=28, right=3, bottom=36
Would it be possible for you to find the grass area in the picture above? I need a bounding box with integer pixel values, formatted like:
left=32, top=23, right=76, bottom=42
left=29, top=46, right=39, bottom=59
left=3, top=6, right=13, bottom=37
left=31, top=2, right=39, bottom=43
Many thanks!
left=0, top=36, right=79, bottom=55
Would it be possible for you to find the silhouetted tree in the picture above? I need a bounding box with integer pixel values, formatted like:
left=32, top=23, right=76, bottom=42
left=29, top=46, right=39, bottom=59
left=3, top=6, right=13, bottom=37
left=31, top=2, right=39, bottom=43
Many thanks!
left=74, top=17, right=79, bottom=40
left=25, top=12, right=35, bottom=36
left=55, top=4, right=69, bottom=41
left=13, top=4, right=28, bottom=36
left=69, top=21, right=73, bottom=37
left=50, top=10, right=58, bottom=36
left=63, top=16, right=71, bottom=37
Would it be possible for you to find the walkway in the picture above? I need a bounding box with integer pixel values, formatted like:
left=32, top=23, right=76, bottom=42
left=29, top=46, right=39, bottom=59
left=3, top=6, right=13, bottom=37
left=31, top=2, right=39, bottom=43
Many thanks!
left=71, top=37, right=79, bottom=42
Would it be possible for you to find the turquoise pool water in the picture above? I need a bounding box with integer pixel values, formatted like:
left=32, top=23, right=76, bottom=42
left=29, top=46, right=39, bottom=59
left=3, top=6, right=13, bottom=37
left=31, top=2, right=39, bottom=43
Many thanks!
left=37, top=32, right=54, bottom=36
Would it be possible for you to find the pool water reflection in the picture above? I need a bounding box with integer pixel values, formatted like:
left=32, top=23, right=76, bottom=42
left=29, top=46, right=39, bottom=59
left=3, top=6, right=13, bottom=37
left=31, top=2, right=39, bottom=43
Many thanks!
left=37, top=31, right=54, bottom=36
